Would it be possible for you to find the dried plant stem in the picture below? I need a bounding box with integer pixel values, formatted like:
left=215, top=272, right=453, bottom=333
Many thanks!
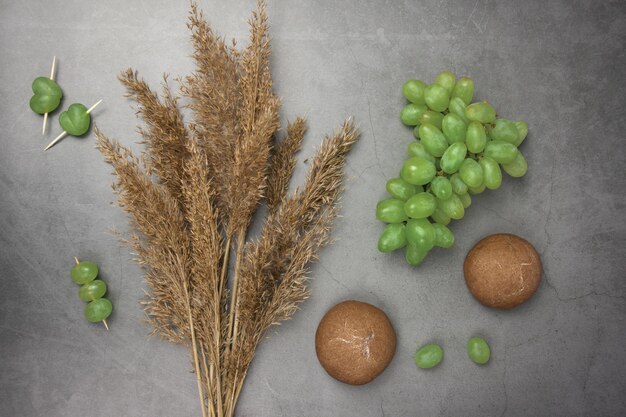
left=219, top=237, right=231, bottom=298
left=227, top=229, right=245, bottom=353
left=199, top=344, right=215, bottom=417
left=184, top=277, right=207, bottom=417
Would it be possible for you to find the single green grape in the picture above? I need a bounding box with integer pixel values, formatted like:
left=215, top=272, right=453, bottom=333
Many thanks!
left=459, top=158, right=484, bottom=188
left=433, top=223, right=455, bottom=248
left=376, top=199, right=408, bottom=223
left=440, top=142, right=467, bottom=174
left=401, top=103, right=427, bottom=126
left=407, top=142, right=436, bottom=164
left=502, top=151, right=528, bottom=177
left=418, top=110, right=444, bottom=130
left=419, top=124, right=448, bottom=157
left=479, top=156, right=502, bottom=190
left=430, top=208, right=451, bottom=226
left=467, top=337, right=490, bottom=365
left=84, top=298, right=113, bottom=323
left=378, top=224, right=407, bottom=253
left=424, top=84, right=450, bottom=112
left=468, top=183, right=486, bottom=195
left=451, top=77, right=474, bottom=105
left=435, top=70, right=456, bottom=94
left=413, top=124, right=421, bottom=138
left=448, top=97, right=469, bottom=124
left=430, top=176, right=453, bottom=200
left=458, top=192, right=472, bottom=208
left=488, top=119, right=519, bottom=144
left=466, top=121, right=487, bottom=154
left=450, top=173, right=468, bottom=195
left=415, top=343, right=444, bottom=369
left=402, top=79, right=427, bottom=104
left=483, top=141, right=518, bottom=164
left=405, top=243, right=430, bottom=266
left=386, top=177, right=419, bottom=200
left=405, top=218, right=435, bottom=250
left=404, top=192, right=437, bottom=219
left=442, top=113, right=467, bottom=144
left=437, top=194, right=464, bottom=220
left=465, top=101, right=496, bottom=124
left=71, top=261, right=99, bottom=285
left=400, top=157, right=437, bottom=185
left=79, top=280, right=107, bottom=302
left=513, top=121, right=528, bottom=146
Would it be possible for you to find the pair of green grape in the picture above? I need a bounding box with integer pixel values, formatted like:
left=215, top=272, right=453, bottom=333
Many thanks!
left=70, top=258, right=113, bottom=328
left=415, top=337, right=490, bottom=369
left=376, top=71, right=529, bottom=265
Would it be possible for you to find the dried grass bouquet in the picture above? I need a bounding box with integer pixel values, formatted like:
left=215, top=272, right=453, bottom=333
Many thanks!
left=95, top=1, right=359, bottom=416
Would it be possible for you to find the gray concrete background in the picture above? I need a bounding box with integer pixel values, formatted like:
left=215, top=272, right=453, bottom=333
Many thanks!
left=1, top=0, right=625, bottom=416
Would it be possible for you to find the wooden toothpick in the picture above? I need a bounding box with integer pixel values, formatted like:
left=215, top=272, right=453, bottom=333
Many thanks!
left=42, top=56, right=57, bottom=135
left=44, top=99, right=102, bottom=151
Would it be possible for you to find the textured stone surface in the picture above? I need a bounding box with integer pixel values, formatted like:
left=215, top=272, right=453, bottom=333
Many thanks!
left=1, top=1, right=625, bottom=416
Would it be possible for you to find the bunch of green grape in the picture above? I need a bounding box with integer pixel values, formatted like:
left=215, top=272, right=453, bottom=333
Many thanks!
left=376, top=71, right=529, bottom=266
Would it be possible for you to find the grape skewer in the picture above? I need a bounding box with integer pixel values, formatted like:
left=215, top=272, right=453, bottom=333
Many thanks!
left=44, top=99, right=102, bottom=151
left=72, top=257, right=111, bottom=330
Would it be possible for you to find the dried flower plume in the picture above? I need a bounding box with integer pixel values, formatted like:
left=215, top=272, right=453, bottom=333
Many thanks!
left=96, top=2, right=359, bottom=416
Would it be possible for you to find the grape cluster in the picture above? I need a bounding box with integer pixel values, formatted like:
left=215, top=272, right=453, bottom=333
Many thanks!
left=71, top=258, right=113, bottom=326
left=376, top=71, right=529, bottom=266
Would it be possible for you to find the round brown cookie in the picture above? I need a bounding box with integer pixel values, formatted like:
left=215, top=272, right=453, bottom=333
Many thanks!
left=464, top=233, right=542, bottom=309
left=315, top=300, right=396, bottom=385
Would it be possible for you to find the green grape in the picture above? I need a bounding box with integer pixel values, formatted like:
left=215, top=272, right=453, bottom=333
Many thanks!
left=440, top=142, right=467, bottom=174
left=378, top=224, right=407, bottom=253
left=405, top=218, right=435, bottom=250
left=71, top=261, right=99, bottom=285
left=419, top=124, right=448, bottom=157
left=404, top=192, right=437, bottom=219
left=79, top=280, right=107, bottom=302
left=418, top=110, right=444, bottom=130
left=413, top=125, right=420, bottom=139
left=479, top=157, right=502, bottom=190
left=468, top=183, right=486, bottom=194
left=435, top=70, right=456, bottom=94
left=458, top=192, right=472, bottom=208
left=400, top=157, right=437, bottom=185
left=450, top=173, right=468, bottom=195
left=407, top=141, right=436, bottom=164
left=405, top=243, right=430, bottom=266
left=424, top=84, right=450, bottom=112
left=466, top=121, right=487, bottom=153
left=437, top=194, right=464, bottom=220
left=386, top=177, right=420, bottom=200
left=488, top=119, right=519, bottom=144
left=502, top=151, right=528, bottom=177
left=465, top=101, right=496, bottom=123
left=433, top=223, right=455, bottom=248
left=459, top=158, right=484, bottom=188
left=430, top=208, right=451, bottom=226
left=448, top=97, right=469, bottom=124
left=451, top=77, right=474, bottom=105
left=401, top=103, right=428, bottom=126
left=441, top=113, right=467, bottom=144
left=84, top=298, right=113, bottom=323
left=467, top=337, right=490, bottom=365
left=483, top=141, right=518, bottom=164
left=415, top=343, right=444, bottom=369
left=376, top=198, right=408, bottom=223
left=513, top=121, right=528, bottom=146
left=430, top=176, right=453, bottom=200
left=402, top=79, right=427, bottom=104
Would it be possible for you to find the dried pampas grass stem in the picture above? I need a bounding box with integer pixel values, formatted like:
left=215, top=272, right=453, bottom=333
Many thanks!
left=96, top=2, right=359, bottom=416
